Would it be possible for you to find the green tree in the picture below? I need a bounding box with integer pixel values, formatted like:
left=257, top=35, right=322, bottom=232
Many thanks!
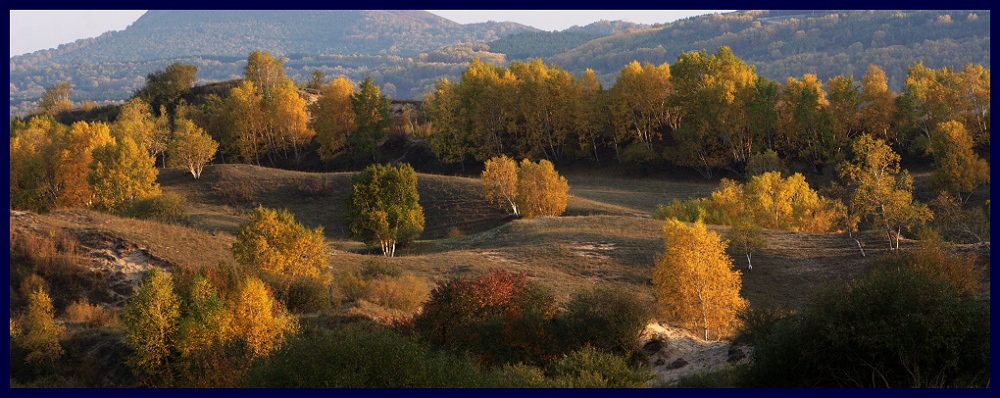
left=746, top=255, right=990, bottom=387
left=350, top=77, right=392, bottom=164
left=562, top=283, right=652, bottom=356
left=345, top=163, right=425, bottom=257
left=653, top=219, right=747, bottom=340
left=19, top=287, right=65, bottom=366
left=168, top=118, right=218, bottom=179
left=426, top=78, right=472, bottom=169
left=670, top=47, right=758, bottom=177
left=825, top=74, right=862, bottom=160
left=514, top=158, right=570, bottom=219
left=37, top=81, right=73, bottom=115
left=88, top=135, right=161, bottom=213
left=839, top=134, right=931, bottom=249
left=927, top=120, right=989, bottom=203
left=231, top=206, right=328, bottom=285
left=481, top=155, right=520, bottom=216
left=135, top=62, right=198, bottom=111
left=174, top=276, right=239, bottom=387
left=123, top=268, right=181, bottom=385
left=307, top=69, right=325, bottom=90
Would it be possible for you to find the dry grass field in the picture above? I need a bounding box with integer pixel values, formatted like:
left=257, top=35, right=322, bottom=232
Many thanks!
left=19, top=163, right=981, bottom=313
left=11, top=162, right=990, bottom=387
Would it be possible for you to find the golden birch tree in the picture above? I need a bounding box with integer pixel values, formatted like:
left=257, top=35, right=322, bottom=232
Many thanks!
left=309, top=76, right=357, bottom=161
left=229, top=276, right=297, bottom=358
left=481, top=155, right=520, bottom=216
left=515, top=158, right=569, bottom=219
left=653, top=219, right=747, bottom=340
left=168, top=118, right=218, bottom=179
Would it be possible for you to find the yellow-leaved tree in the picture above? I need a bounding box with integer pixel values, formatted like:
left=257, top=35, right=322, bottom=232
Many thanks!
left=927, top=120, right=989, bottom=203
left=839, top=134, right=932, bottom=249
left=37, top=81, right=73, bottom=115
left=168, top=118, right=218, bottom=179
left=309, top=76, right=357, bottom=161
left=88, top=135, right=161, bottom=213
left=481, top=155, right=520, bottom=216
left=515, top=158, right=570, bottom=218
left=231, top=206, right=328, bottom=286
left=653, top=219, right=747, bottom=340
left=229, top=276, right=297, bottom=358
left=54, top=121, right=113, bottom=208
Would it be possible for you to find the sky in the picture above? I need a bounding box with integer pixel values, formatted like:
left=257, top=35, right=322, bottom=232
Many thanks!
left=10, top=10, right=727, bottom=58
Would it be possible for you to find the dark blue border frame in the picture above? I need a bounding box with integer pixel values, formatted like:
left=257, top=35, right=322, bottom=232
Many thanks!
left=7, top=0, right=995, bottom=395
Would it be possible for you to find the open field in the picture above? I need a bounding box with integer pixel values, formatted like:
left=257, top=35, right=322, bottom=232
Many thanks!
left=23, top=163, right=985, bottom=311
left=11, top=163, right=990, bottom=387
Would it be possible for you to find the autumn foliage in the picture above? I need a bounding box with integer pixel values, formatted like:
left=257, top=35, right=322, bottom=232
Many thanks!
left=654, top=219, right=747, bottom=340
left=481, top=155, right=520, bottom=216
left=481, top=156, right=570, bottom=219
left=413, top=269, right=559, bottom=367
left=231, top=206, right=328, bottom=285
left=657, top=171, right=843, bottom=233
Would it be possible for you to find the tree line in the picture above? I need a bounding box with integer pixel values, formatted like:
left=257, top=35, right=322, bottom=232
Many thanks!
left=426, top=46, right=989, bottom=181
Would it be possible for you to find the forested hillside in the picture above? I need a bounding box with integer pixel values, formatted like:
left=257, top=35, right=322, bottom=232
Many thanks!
left=9, top=10, right=990, bottom=117
left=488, top=20, right=652, bottom=60
left=548, top=10, right=990, bottom=90
left=9, top=10, right=535, bottom=115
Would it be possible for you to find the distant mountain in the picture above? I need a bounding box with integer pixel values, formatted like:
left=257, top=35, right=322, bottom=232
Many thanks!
left=546, top=10, right=990, bottom=90
left=11, top=10, right=537, bottom=66
left=487, top=20, right=653, bottom=61
left=9, top=10, right=990, bottom=117
left=8, top=10, right=538, bottom=115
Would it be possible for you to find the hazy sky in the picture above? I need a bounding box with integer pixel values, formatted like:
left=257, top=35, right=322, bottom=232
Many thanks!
left=10, top=10, right=727, bottom=58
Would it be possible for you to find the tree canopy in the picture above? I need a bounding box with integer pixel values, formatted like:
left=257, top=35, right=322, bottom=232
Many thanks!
left=653, top=219, right=747, bottom=340
left=345, top=163, right=425, bottom=257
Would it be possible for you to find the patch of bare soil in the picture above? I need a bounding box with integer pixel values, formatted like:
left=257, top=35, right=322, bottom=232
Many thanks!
left=11, top=209, right=176, bottom=307
left=640, top=322, right=750, bottom=386
left=75, top=231, right=175, bottom=306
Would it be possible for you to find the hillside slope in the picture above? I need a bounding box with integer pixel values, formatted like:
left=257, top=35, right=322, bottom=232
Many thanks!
left=11, top=10, right=536, bottom=66
left=548, top=10, right=990, bottom=90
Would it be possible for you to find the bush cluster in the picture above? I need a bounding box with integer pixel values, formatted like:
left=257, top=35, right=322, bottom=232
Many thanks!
left=337, top=260, right=429, bottom=314
left=743, top=249, right=990, bottom=387
left=413, top=270, right=652, bottom=371
left=125, top=193, right=188, bottom=224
